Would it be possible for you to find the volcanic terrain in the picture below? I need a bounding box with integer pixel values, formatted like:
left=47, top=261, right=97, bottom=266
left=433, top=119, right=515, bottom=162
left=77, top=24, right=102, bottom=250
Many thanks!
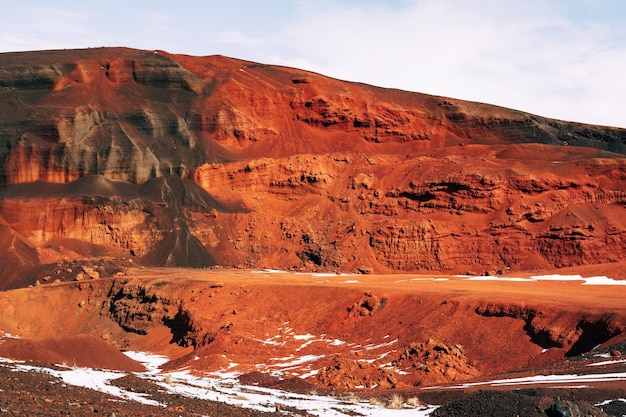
left=0, top=47, right=625, bottom=415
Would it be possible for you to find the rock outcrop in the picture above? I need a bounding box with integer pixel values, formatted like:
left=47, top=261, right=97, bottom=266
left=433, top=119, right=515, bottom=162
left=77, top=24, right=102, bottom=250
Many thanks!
left=475, top=303, right=624, bottom=355
left=0, top=47, right=624, bottom=286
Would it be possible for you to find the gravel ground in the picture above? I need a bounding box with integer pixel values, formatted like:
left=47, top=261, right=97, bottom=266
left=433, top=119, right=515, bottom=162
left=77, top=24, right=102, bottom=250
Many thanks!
left=2, top=360, right=625, bottom=417
left=0, top=362, right=283, bottom=417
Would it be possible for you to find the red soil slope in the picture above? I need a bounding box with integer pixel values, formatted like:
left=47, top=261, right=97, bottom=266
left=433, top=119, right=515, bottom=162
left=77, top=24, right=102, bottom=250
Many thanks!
left=0, top=47, right=624, bottom=287
left=0, top=334, right=145, bottom=372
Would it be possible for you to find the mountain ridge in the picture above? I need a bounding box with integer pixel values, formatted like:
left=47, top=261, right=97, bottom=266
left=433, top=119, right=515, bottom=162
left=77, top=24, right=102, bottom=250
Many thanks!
left=0, top=47, right=624, bottom=288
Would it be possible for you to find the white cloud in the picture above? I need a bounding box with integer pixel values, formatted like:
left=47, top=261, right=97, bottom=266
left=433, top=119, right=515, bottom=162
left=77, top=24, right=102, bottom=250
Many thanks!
left=0, top=0, right=624, bottom=127
left=212, top=31, right=266, bottom=48
left=257, top=0, right=626, bottom=127
left=0, top=5, right=101, bottom=52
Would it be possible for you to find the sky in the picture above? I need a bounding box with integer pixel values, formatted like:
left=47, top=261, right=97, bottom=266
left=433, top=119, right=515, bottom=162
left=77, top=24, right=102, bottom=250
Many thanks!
left=1, top=0, right=625, bottom=128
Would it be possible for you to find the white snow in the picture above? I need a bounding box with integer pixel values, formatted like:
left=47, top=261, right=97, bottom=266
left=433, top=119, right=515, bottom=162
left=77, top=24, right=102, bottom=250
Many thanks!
left=311, top=272, right=358, bottom=277
left=467, top=276, right=530, bottom=282
left=251, top=328, right=349, bottom=358
left=251, top=335, right=286, bottom=346
left=0, top=350, right=440, bottom=416
left=426, top=372, right=626, bottom=389
left=587, top=359, right=626, bottom=367
left=455, top=274, right=626, bottom=285
left=6, top=348, right=626, bottom=416
left=0, top=331, right=19, bottom=339
left=529, top=274, right=626, bottom=285
left=327, top=338, right=346, bottom=346
left=11, top=362, right=164, bottom=407
left=293, top=333, right=316, bottom=340
left=363, top=338, right=398, bottom=351
left=596, top=398, right=626, bottom=406
left=123, top=351, right=169, bottom=373
left=579, top=276, right=626, bottom=285
left=265, top=354, right=325, bottom=368
left=594, top=353, right=612, bottom=358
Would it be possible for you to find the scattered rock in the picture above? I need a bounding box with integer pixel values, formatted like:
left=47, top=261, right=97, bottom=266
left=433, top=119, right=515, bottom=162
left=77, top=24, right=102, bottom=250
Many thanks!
left=393, top=339, right=480, bottom=384
left=348, top=293, right=382, bottom=317
left=546, top=399, right=581, bottom=417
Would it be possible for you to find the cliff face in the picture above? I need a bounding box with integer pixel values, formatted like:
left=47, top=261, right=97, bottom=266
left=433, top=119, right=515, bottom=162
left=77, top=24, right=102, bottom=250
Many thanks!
left=192, top=146, right=626, bottom=274
left=0, top=47, right=624, bottom=287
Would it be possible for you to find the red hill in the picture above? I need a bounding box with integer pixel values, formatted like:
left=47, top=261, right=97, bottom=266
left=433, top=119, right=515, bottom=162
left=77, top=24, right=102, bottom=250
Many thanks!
left=0, top=47, right=624, bottom=287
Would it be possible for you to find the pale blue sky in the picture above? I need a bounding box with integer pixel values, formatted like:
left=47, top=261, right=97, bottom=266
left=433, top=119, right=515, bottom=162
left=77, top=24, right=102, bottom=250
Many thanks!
left=1, top=0, right=625, bottom=128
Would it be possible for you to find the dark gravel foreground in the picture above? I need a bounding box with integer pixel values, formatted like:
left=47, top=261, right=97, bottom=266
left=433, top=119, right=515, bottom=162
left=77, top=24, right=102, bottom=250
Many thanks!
left=0, top=363, right=282, bottom=417
left=2, top=361, right=626, bottom=417
left=422, top=387, right=626, bottom=417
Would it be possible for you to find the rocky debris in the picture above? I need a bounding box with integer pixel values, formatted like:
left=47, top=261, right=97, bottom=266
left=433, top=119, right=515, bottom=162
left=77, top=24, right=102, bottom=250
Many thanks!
left=1, top=358, right=623, bottom=417
left=315, top=339, right=479, bottom=390
left=296, top=243, right=347, bottom=269
left=347, top=292, right=385, bottom=317
left=105, top=280, right=182, bottom=335
left=81, top=266, right=100, bottom=280
left=316, top=357, right=400, bottom=390
left=28, top=259, right=128, bottom=288
left=393, top=339, right=480, bottom=385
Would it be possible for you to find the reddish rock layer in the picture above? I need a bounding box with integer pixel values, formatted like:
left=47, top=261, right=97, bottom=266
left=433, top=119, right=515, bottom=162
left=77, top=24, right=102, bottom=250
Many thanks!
left=0, top=47, right=624, bottom=286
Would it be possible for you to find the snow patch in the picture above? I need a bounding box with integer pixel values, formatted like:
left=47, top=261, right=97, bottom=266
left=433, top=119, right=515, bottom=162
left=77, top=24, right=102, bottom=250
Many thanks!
left=596, top=398, right=626, bottom=406
left=123, top=351, right=169, bottom=373
left=293, top=333, right=316, bottom=341
left=12, top=362, right=164, bottom=407
left=1, top=352, right=439, bottom=416
left=411, top=277, right=449, bottom=282
left=587, top=359, right=626, bottom=367
left=456, top=274, right=626, bottom=285
left=426, top=372, right=626, bottom=389
left=252, top=269, right=288, bottom=274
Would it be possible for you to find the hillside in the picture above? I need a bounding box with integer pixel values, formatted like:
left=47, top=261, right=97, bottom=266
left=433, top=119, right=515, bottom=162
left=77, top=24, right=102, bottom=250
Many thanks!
left=0, top=47, right=624, bottom=287
left=1, top=48, right=626, bottom=416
